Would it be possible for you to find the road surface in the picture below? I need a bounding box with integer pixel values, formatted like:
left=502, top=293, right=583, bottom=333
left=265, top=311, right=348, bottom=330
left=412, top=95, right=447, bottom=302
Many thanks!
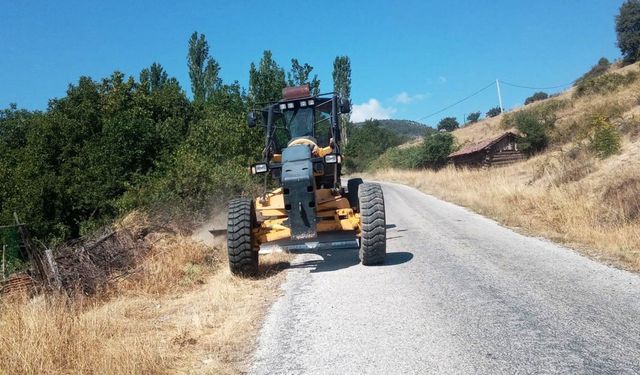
left=250, top=182, right=640, bottom=374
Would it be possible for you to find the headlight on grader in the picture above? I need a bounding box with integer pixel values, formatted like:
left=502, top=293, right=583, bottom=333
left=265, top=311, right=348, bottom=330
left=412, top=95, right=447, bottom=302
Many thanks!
left=324, top=154, right=342, bottom=164
left=251, top=163, right=269, bottom=175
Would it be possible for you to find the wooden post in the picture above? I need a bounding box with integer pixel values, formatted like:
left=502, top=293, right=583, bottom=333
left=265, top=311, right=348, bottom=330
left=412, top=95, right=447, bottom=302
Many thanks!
left=44, top=248, right=62, bottom=291
left=2, top=244, right=5, bottom=281
left=13, top=212, right=50, bottom=289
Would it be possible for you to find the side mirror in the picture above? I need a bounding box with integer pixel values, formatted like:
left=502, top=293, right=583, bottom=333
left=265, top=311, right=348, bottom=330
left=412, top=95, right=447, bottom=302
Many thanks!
left=339, top=98, right=351, bottom=114
left=247, top=112, right=257, bottom=128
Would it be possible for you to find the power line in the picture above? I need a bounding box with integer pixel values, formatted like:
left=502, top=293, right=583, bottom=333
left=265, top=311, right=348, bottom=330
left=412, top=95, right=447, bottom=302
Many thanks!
left=416, top=81, right=496, bottom=121
left=499, top=80, right=575, bottom=90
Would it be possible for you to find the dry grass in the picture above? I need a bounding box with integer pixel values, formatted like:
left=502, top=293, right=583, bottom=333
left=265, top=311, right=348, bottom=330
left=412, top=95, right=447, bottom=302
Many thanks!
left=369, top=63, right=640, bottom=271
left=0, top=214, right=293, bottom=375
left=369, top=138, right=640, bottom=270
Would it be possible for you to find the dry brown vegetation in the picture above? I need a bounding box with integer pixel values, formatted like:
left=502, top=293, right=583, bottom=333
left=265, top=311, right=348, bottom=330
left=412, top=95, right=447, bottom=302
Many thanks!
left=372, top=62, right=640, bottom=271
left=0, top=212, right=293, bottom=375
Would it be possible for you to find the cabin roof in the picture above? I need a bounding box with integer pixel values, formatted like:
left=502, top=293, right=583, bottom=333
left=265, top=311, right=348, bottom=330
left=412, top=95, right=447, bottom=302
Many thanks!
left=448, top=131, right=518, bottom=158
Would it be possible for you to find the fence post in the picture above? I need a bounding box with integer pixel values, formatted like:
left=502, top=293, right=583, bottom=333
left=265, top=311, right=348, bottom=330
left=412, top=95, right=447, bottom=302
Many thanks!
left=2, top=244, right=5, bottom=281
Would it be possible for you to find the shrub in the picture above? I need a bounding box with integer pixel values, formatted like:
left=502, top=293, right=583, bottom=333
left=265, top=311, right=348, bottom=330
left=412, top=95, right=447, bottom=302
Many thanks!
left=486, top=107, right=502, bottom=118
left=466, top=112, right=481, bottom=124
left=503, top=100, right=568, bottom=154
left=574, top=71, right=638, bottom=97
left=372, top=146, right=424, bottom=170
left=524, top=92, right=549, bottom=105
left=343, top=120, right=404, bottom=172
left=437, top=117, right=459, bottom=132
left=576, top=58, right=611, bottom=85
left=589, top=117, right=621, bottom=159
left=512, top=112, right=548, bottom=154
left=420, top=132, right=455, bottom=169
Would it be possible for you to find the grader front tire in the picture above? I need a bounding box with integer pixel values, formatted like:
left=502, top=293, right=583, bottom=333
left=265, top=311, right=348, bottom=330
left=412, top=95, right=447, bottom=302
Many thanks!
left=358, top=183, right=386, bottom=265
left=227, top=198, right=259, bottom=276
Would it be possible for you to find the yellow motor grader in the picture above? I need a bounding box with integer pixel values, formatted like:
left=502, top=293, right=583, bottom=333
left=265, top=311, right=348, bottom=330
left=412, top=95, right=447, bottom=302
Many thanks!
left=227, top=84, right=386, bottom=276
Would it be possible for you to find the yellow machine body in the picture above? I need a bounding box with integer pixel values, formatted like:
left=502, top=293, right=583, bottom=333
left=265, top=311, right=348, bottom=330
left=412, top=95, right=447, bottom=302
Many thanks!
left=253, top=187, right=361, bottom=246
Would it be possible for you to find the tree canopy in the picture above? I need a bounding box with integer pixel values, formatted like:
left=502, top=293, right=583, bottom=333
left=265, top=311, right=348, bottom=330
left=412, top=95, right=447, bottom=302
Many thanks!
left=249, top=51, right=286, bottom=104
left=524, top=92, right=549, bottom=105
left=333, top=56, right=352, bottom=144
left=486, top=107, right=502, bottom=118
left=187, top=32, right=221, bottom=103
left=617, top=0, right=640, bottom=63
left=437, top=117, right=459, bottom=132
left=1, top=33, right=336, bottom=246
left=287, top=59, right=320, bottom=95
left=466, top=112, right=481, bottom=124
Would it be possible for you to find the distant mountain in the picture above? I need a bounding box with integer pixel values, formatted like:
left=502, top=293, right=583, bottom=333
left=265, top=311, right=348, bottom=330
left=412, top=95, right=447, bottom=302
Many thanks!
left=352, top=119, right=435, bottom=139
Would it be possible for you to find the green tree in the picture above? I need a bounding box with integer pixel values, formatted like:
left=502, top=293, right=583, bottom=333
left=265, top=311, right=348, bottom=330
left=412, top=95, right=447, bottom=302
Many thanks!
left=139, top=62, right=169, bottom=93
left=466, top=112, right=481, bottom=124
left=486, top=107, right=502, bottom=118
left=344, top=120, right=403, bottom=171
left=420, top=132, right=455, bottom=169
left=616, top=0, right=640, bottom=63
left=437, top=117, right=459, bottom=132
left=524, top=92, right=549, bottom=105
left=249, top=51, right=286, bottom=104
left=333, top=56, right=352, bottom=144
left=187, top=32, right=221, bottom=103
left=287, top=59, right=320, bottom=95
left=510, top=112, right=548, bottom=154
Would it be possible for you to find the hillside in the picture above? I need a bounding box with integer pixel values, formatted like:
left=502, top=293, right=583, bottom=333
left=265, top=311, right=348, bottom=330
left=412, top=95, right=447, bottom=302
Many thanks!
left=353, top=119, right=435, bottom=139
left=371, top=61, right=640, bottom=271
left=452, top=60, right=638, bottom=146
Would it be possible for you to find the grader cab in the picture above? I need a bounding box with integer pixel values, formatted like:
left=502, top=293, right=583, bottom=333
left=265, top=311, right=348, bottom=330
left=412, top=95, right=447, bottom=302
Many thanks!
left=227, top=84, right=386, bottom=276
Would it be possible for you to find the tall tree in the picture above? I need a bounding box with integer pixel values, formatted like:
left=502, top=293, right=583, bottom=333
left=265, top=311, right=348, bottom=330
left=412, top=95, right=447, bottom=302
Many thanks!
left=332, top=56, right=351, bottom=144
left=437, top=117, right=459, bottom=132
left=139, top=62, right=169, bottom=94
left=287, top=59, right=320, bottom=95
left=248, top=50, right=286, bottom=104
left=466, top=112, right=481, bottom=124
left=616, top=0, right=640, bottom=63
left=187, top=32, right=221, bottom=103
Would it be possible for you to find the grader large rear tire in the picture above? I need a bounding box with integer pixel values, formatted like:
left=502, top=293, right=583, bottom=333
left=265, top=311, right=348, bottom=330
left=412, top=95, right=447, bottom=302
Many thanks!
left=227, top=198, right=259, bottom=276
left=358, top=183, right=386, bottom=265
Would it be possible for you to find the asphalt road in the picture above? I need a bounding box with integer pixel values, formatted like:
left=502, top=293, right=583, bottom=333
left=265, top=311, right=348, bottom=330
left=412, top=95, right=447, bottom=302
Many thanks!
left=250, top=182, right=640, bottom=374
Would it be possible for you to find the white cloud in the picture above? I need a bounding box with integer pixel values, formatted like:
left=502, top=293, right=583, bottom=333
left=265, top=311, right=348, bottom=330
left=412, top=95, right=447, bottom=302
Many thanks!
left=393, top=91, right=426, bottom=104
left=351, top=99, right=396, bottom=122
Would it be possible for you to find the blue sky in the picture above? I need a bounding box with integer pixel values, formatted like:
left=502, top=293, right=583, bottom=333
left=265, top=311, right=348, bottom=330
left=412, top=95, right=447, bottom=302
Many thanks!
left=1, top=0, right=624, bottom=126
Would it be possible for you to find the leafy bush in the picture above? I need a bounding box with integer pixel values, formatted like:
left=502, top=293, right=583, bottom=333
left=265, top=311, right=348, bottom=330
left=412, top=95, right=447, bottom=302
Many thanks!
left=503, top=100, right=567, bottom=154
left=437, top=117, right=459, bottom=131
left=486, top=107, right=502, bottom=118
left=466, top=112, right=481, bottom=124
left=589, top=117, right=621, bottom=159
left=574, top=71, right=638, bottom=97
left=343, top=120, right=404, bottom=172
left=420, top=133, right=455, bottom=169
left=616, top=0, right=640, bottom=63
left=373, top=146, right=424, bottom=170
left=512, top=112, right=548, bottom=154
left=524, top=92, right=549, bottom=105
left=576, top=58, right=611, bottom=85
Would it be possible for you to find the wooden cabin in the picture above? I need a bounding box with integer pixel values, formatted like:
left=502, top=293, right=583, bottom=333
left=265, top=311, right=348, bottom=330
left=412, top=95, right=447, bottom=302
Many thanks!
left=449, top=131, right=526, bottom=168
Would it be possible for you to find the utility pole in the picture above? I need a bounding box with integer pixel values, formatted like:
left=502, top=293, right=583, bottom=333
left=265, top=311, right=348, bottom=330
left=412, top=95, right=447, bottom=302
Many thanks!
left=496, top=79, right=504, bottom=114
